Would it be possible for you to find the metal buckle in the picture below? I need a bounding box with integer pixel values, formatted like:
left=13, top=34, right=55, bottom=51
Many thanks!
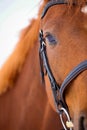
left=59, top=107, right=74, bottom=130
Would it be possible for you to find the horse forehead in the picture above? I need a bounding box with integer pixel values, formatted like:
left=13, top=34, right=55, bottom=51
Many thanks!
left=41, top=3, right=87, bottom=39
left=41, top=5, right=68, bottom=30
left=41, top=4, right=80, bottom=29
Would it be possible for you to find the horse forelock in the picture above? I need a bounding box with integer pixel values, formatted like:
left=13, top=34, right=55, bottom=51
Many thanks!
left=0, top=19, right=41, bottom=95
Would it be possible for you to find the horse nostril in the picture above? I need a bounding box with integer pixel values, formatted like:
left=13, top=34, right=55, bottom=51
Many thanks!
left=79, top=115, right=87, bottom=130
left=79, top=116, right=85, bottom=130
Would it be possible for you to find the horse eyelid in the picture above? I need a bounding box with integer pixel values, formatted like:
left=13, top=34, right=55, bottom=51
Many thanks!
left=45, top=33, right=57, bottom=45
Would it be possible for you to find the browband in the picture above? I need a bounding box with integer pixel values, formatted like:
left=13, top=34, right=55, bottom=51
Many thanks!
left=41, top=0, right=68, bottom=19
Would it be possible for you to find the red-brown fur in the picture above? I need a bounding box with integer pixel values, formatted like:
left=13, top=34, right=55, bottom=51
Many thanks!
left=41, top=0, right=87, bottom=129
left=0, top=0, right=87, bottom=129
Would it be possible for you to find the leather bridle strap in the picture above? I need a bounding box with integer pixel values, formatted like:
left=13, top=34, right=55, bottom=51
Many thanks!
left=39, top=0, right=87, bottom=129
left=41, top=0, right=68, bottom=18
left=39, top=29, right=87, bottom=108
left=60, top=60, right=87, bottom=107
left=39, top=30, right=73, bottom=130
left=39, top=30, right=60, bottom=106
left=39, top=30, right=87, bottom=130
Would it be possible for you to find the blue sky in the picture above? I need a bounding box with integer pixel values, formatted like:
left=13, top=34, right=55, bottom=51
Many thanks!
left=0, top=0, right=40, bottom=68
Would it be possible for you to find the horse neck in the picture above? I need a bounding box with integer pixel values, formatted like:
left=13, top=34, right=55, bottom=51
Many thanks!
left=0, top=40, right=63, bottom=130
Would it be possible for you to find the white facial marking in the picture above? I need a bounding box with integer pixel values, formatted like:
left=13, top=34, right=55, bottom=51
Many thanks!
left=81, top=5, right=87, bottom=14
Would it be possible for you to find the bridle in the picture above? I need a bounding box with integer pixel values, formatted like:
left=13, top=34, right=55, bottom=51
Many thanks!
left=39, top=0, right=87, bottom=130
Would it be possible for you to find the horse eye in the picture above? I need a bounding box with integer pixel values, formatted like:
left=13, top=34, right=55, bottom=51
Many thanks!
left=45, top=33, right=57, bottom=45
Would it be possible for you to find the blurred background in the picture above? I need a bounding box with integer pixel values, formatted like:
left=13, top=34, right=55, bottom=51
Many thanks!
left=0, top=0, right=40, bottom=68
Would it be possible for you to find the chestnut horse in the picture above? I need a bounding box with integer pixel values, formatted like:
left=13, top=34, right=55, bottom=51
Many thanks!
left=0, top=0, right=87, bottom=130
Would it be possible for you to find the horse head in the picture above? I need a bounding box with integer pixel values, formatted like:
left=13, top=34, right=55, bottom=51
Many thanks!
left=39, top=0, right=87, bottom=129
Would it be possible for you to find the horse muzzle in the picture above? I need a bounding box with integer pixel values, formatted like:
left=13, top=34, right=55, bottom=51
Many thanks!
left=72, top=112, right=87, bottom=130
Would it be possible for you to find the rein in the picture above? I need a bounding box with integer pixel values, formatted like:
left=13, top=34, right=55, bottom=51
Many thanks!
left=39, top=0, right=87, bottom=130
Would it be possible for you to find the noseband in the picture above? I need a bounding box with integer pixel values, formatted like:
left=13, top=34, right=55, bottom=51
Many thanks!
left=39, top=1, right=87, bottom=130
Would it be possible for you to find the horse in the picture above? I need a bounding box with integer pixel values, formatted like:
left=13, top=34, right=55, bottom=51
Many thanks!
left=0, top=0, right=87, bottom=129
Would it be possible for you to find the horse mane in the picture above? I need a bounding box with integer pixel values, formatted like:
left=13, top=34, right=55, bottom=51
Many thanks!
left=0, top=1, right=47, bottom=95
left=0, top=0, right=87, bottom=95
left=0, top=19, right=38, bottom=94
